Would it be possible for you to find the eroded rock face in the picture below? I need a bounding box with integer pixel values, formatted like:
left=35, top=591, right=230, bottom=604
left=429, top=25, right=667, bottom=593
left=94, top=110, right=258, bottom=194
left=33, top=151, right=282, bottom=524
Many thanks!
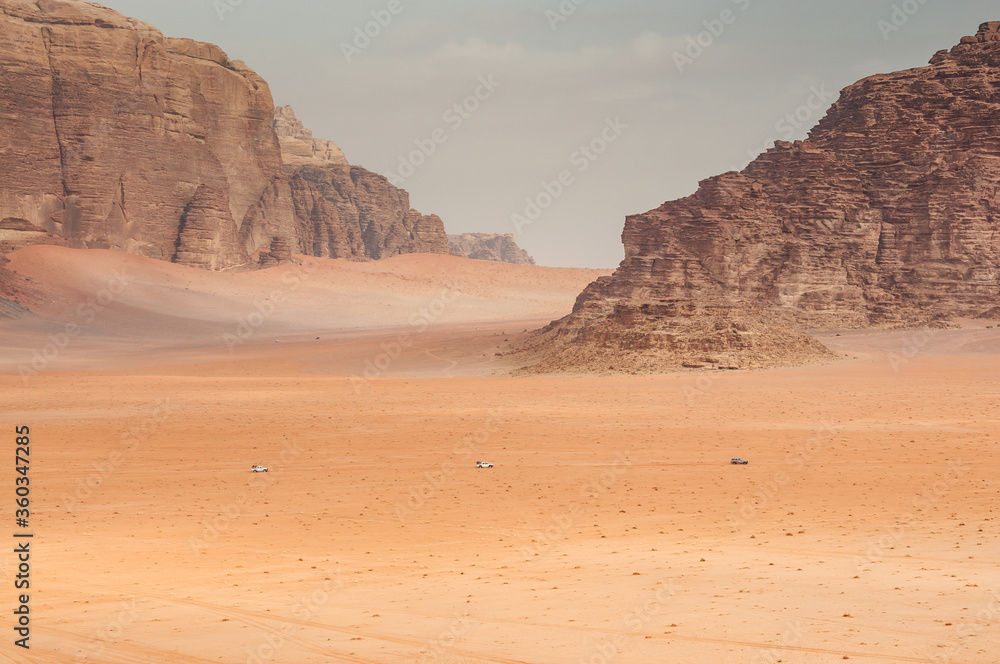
left=448, top=233, right=536, bottom=265
left=0, top=1, right=452, bottom=271
left=287, top=165, right=448, bottom=259
left=172, top=184, right=246, bottom=270
left=0, top=0, right=298, bottom=269
left=273, top=105, right=349, bottom=167
left=279, top=106, right=449, bottom=260
left=519, top=22, right=1000, bottom=372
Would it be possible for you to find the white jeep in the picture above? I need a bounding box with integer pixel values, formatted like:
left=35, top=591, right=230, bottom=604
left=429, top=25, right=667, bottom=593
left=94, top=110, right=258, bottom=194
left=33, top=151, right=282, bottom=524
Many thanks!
left=251, top=465, right=269, bottom=472
left=476, top=461, right=494, bottom=468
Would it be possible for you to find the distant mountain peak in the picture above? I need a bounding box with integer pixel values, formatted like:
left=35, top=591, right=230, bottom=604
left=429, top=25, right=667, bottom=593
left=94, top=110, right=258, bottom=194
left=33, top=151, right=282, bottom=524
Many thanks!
left=448, top=233, right=535, bottom=266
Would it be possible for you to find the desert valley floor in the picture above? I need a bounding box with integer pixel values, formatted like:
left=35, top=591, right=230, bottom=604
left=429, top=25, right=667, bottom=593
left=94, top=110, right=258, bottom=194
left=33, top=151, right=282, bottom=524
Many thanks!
left=1, top=248, right=998, bottom=664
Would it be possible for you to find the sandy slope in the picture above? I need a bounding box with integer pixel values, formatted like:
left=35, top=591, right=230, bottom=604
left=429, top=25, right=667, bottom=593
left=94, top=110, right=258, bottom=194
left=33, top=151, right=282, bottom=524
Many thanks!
left=0, top=246, right=611, bottom=373
left=1, top=249, right=998, bottom=664
left=5, top=245, right=611, bottom=331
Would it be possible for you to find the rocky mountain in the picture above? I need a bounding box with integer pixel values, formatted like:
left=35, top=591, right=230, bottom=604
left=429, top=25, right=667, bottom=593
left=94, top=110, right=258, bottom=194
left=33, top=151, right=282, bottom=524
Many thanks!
left=0, top=0, right=298, bottom=271
left=0, top=0, right=448, bottom=274
left=278, top=106, right=449, bottom=260
left=517, top=22, right=1000, bottom=373
left=448, top=233, right=536, bottom=265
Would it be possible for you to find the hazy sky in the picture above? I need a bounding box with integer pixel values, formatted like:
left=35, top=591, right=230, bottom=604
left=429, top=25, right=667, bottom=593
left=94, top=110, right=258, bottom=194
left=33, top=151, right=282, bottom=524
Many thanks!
left=99, top=0, right=995, bottom=268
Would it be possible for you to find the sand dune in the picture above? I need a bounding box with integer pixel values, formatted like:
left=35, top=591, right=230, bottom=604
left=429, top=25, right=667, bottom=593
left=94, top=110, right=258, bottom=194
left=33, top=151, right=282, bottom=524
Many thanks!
left=6, top=245, right=611, bottom=332
left=1, top=246, right=610, bottom=373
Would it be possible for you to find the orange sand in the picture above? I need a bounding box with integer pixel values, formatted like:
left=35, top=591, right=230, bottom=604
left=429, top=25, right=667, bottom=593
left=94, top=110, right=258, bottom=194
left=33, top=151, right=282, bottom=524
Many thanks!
left=1, top=248, right=998, bottom=664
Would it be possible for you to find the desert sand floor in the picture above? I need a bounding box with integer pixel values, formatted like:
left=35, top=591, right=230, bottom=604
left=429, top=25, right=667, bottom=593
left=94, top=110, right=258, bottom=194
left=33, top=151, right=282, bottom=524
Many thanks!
left=1, top=249, right=998, bottom=664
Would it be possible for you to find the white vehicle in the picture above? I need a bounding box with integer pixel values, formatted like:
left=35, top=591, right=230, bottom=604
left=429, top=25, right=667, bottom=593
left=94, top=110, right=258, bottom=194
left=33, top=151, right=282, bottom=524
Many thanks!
left=730, top=458, right=749, bottom=465
left=476, top=461, right=494, bottom=468
left=251, top=465, right=269, bottom=472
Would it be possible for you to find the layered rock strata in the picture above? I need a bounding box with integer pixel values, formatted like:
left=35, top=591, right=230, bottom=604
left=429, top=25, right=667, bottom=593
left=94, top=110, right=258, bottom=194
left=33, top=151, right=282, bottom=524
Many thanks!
left=518, top=22, right=1000, bottom=372
left=0, top=1, right=450, bottom=272
left=278, top=106, right=449, bottom=260
left=286, top=164, right=448, bottom=260
left=0, top=0, right=298, bottom=270
left=273, top=104, right=348, bottom=167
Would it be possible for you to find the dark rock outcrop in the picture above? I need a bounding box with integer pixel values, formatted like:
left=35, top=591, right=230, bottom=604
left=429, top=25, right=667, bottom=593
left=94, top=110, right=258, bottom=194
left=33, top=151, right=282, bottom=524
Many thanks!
left=519, top=22, right=1000, bottom=372
left=448, top=233, right=536, bottom=265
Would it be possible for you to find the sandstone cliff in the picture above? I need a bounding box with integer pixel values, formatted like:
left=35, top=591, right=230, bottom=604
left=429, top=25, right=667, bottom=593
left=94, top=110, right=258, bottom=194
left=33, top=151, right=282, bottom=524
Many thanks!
left=517, top=22, right=1000, bottom=373
left=0, top=1, right=449, bottom=275
left=0, top=0, right=298, bottom=270
left=287, top=165, right=449, bottom=259
left=273, top=105, right=348, bottom=167
left=278, top=106, right=449, bottom=260
left=448, top=233, right=536, bottom=265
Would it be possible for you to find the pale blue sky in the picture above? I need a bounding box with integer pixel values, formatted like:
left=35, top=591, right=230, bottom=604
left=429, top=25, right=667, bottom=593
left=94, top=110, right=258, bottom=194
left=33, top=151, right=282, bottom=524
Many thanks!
left=99, top=1, right=996, bottom=267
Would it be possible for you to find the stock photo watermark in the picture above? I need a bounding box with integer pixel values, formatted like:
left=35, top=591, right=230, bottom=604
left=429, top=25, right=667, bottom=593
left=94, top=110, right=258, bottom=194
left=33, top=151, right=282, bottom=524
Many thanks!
left=393, top=409, right=504, bottom=523
left=521, top=451, right=632, bottom=557
left=673, top=0, right=752, bottom=73
left=735, top=84, right=836, bottom=166
left=245, top=570, right=347, bottom=664
left=18, top=268, right=130, bottom=383
left=853, top=458, right=968, bottom=571
left=341, top=0, right=416, bottom=62
left=888, top=327, right=940, bottom=373
left=726, top=420, right=840, bottom=529
left=62, top=398, right=178, bottom=514
left=222, top=259, right=321, bottom=352
left=12, top=425, right=32, bottom=650
left=878, top=0, right=932, bottom=41
left=386, top=75, right=501, bottom=187
left=417, top=613, right=475, bottom=664
left=579, top=582, right=675, bottom=664
left=190, top=438, right=304, bottom=553
left=349, top=282, right=463, bottom=392
left=212, top=0, right=246, bottom=22
left=71, top=598, right=144, bottom=663
left=751, top=620, right=807, bottom=664
left=545, top=0, right=589, bottom=31
left=929, top=589, right=1000, bottom=663
left=511, top=117, right=627, bottom=234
